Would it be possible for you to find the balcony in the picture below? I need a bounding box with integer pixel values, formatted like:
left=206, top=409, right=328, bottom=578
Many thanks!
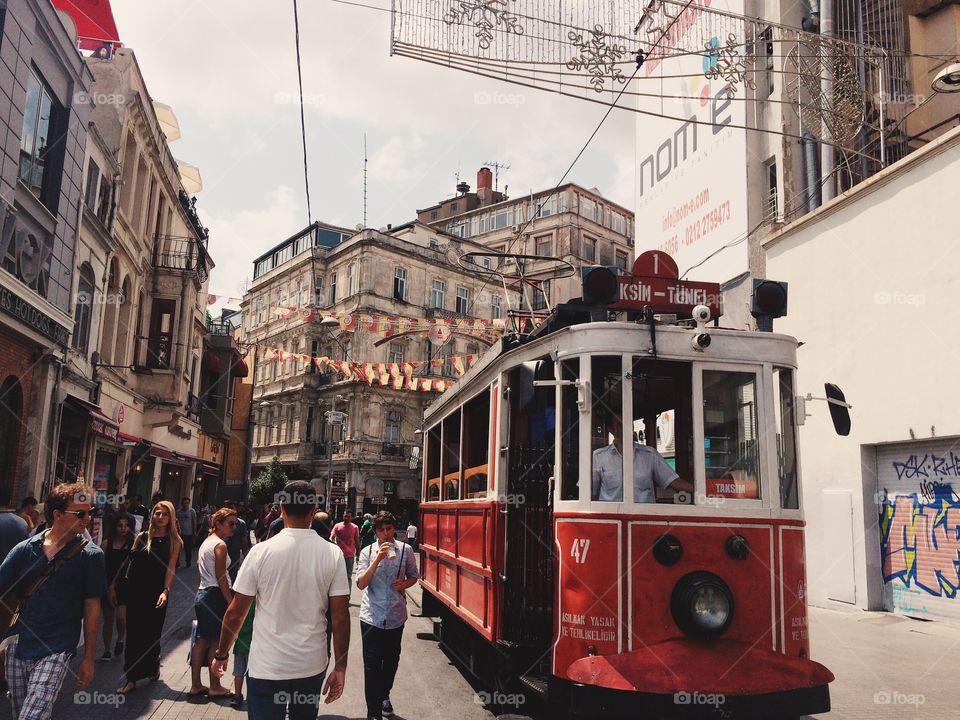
left=153, top=235, right=209, bottom=285
left=206, top=317, right=234, bottom=336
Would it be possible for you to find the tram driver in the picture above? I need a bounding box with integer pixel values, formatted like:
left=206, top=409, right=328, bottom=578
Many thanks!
left=591, top=413, right=693, bottom=503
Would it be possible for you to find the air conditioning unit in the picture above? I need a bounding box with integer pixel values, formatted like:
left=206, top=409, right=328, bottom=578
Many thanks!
left=511, top=224, right=521, bottom=233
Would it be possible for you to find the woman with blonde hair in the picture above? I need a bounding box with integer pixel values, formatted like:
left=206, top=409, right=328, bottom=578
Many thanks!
left=115, top=500, right=182, bottom=694
left=188, top=506, right=237, bottom=698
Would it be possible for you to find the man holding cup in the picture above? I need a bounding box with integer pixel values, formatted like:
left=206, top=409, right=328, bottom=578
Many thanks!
left=355, top=511, right=419, bottom=720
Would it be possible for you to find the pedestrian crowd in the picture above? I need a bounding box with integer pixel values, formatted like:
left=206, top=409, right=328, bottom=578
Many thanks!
left=0, top=480, right=420, bottom=720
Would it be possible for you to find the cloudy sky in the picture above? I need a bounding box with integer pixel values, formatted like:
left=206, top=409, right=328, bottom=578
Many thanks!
left=108, top=0, right=636, bottom=307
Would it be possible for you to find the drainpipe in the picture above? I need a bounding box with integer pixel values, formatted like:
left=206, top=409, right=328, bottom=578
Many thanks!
left=802, top=1, right=822, bottom=213
left=820, top=0, right=835, bottom=202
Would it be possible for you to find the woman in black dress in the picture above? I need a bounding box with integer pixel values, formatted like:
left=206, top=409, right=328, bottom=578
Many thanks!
left=100, top=513, right=133, bottom=660
left=116, top=500, right=182, bottom=694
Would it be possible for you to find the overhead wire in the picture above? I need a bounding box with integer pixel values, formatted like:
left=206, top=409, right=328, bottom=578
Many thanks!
left=293, top=0, right=313, bottom=224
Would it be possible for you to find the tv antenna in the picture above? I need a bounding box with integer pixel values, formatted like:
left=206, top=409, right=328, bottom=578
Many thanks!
left=483, top=161, right=511, bottom=193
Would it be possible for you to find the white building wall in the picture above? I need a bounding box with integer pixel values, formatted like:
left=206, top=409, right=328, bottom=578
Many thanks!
left=762, top=126, right=960, bottom=615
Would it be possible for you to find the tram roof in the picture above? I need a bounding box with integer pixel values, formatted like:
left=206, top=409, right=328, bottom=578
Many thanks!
left=424, top=321, right=798, bottom=422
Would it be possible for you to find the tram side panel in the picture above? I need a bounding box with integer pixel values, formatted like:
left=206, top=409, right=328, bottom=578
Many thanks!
left=420, top=501, right=503, bottom=642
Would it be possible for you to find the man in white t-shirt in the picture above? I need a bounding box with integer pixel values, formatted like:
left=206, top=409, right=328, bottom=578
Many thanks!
left=211, top=481, right=350, bottom=718
left=591, top=413, right=693, bottom=502
left=405, top=521, right=417, bottom=551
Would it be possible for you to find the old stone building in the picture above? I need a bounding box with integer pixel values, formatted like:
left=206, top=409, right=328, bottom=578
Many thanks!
left=243, top=220, right=509, bottom=520
left=418, top=168, right=635, bottom=315
left=74, top=47, right=233, bottom=506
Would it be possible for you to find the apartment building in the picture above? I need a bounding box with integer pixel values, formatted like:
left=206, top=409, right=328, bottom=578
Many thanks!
left=419, top=167, right=635, bottom=314
left=243, top=219, right=505, bottom=520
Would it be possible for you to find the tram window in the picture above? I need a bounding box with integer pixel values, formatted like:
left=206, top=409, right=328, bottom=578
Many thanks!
left=774, top=367, right=799, bottom=509
left=590, top=356, right=625, bottom=502
left=702, top=371, right=761, bottom=500
left=560, top=359, right=580, bottom=501
left=629, top=359, right=694, bottom=504
left=505, top=358, right=555, bottom=504
left=426, top=425, right=442, bottom=501
left=462, top=390, right=491, bottom=499
left=442, top=410, right=462, bottom=500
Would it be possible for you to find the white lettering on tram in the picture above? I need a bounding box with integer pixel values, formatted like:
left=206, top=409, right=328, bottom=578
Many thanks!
left=570, top=538, right=591, bottom=564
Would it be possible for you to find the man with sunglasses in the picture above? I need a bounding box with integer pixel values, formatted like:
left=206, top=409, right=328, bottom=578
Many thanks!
left=0, top=482, right=107, bottom=719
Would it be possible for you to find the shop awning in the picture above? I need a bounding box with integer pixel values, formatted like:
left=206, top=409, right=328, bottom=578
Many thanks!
left=202, top=463, right=220, bottom=475
left=65, top=395, right=120, bottom=442
left=118, top=431, right=140, bottom=444
left=231, top=356, right=249, bottom=378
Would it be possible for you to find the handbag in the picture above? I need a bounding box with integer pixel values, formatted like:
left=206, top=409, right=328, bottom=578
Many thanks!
left=0, top=535, right=89, bottom=638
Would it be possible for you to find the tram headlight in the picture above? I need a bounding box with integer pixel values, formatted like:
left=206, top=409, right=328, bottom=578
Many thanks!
left=671, top=572, right=734, bottom=636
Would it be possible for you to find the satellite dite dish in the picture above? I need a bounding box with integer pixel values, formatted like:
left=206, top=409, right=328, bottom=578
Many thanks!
left=55, top=9, right=78, bottom=45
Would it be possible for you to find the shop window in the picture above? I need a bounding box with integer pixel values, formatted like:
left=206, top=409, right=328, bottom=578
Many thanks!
left=0, top=378, right=22, bottom=498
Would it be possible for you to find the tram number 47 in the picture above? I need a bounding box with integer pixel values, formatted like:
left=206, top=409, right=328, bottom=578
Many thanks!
left=570, top=538, right=591, bottom=564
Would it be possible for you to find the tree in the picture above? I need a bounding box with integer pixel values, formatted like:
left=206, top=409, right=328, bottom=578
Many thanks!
left=249, top=456, right=288, bottom=506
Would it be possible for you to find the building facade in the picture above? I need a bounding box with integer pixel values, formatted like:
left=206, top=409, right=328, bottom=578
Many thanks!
left=419, top=168, right=635, bottom=315
left=0, top=0, right=93, bottom=501
left=762, top=124, right=960, bottom=623
left=72, top=47, right=233, bottom=507
left=243, top=220, right=504, bottom=521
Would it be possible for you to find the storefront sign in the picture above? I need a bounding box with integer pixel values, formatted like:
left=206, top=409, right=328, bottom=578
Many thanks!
left=89, top=416, right=119, bottom=441
left=0, top=286, right=69, bottom=346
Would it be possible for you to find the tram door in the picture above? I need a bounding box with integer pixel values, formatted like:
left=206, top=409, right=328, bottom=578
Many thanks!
left=502, top=361, right=555, bottom=655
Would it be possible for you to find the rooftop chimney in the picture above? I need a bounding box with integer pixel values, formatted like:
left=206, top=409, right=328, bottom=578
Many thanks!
left=477, top=167, right=494, bottom=206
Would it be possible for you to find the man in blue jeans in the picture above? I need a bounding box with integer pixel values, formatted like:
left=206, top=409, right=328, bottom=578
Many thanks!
left=355, top=511, right=420, bottom=720
left=211, top=481, right=350, bottom=719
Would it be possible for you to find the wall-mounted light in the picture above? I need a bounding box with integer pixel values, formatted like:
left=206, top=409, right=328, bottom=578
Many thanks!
left=932, top=63, right=960, bottom=94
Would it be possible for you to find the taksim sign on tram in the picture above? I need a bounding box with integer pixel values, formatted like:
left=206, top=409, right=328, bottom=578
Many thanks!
left=611, top=251, right=722, bottom=317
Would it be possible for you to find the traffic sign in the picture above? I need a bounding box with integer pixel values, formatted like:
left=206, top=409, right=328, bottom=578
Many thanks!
left=326, top=410, right=346, bottom=425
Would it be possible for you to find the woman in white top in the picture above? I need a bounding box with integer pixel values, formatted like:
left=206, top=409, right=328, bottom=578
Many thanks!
left=189, top=507, right=236, bottom=698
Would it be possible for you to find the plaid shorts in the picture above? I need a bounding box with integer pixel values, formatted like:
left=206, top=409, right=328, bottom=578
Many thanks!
left=4, top=637, right=73, bottom=720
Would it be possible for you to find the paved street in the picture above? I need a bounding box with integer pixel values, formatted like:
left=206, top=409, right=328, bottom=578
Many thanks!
left=0, top=561, right=495, bottom=720
left=2, top=566, right=957, bottom=720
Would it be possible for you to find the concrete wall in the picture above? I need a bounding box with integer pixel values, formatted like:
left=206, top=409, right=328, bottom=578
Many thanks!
left=762, top=126, right=960, bottom=612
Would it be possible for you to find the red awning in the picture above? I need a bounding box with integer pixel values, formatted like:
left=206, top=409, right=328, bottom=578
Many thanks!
left=202, top=463, right=220, bottom=475
left=150, top=445, right=174, bottom=460
left=51, top=0, right=122, bottom=51
left=65, top=395, right=120, bottom=441
left=117, top=431, right=140, bottom=444
left=231, top=356, right=249, bottom=378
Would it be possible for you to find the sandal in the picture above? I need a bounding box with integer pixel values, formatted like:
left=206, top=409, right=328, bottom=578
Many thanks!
left=116, top=682, right=137, bottom=695
left=186, top=688, right=209, bottom=698
left=208, top=689, right=234, bottom=699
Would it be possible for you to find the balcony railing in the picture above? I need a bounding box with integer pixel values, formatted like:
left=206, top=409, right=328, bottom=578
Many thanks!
left=206, top=318, right=234, bottom=336
left=153, top=236, right=209, bottom=285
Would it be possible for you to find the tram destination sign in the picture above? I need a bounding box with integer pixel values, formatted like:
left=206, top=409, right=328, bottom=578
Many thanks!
left=612, top=276, right=722, bottom=317
left=609, top=251, right=721, bottom=317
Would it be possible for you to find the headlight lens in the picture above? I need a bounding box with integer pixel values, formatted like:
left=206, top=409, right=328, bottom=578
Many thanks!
left=671, top=572, right=734, bottom=636
left=690, top=583, right=731, bottom=631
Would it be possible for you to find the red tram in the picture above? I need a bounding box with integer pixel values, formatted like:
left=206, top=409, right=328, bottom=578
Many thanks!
left=418, top=252, right=844, bottom=719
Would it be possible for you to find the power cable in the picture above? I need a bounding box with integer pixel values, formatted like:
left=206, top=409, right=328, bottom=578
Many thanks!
left=293, top=0, right=313, bottom=225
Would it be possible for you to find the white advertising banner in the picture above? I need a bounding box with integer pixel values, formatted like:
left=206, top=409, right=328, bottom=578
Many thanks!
left=635, top=0, right=749, bottom=283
